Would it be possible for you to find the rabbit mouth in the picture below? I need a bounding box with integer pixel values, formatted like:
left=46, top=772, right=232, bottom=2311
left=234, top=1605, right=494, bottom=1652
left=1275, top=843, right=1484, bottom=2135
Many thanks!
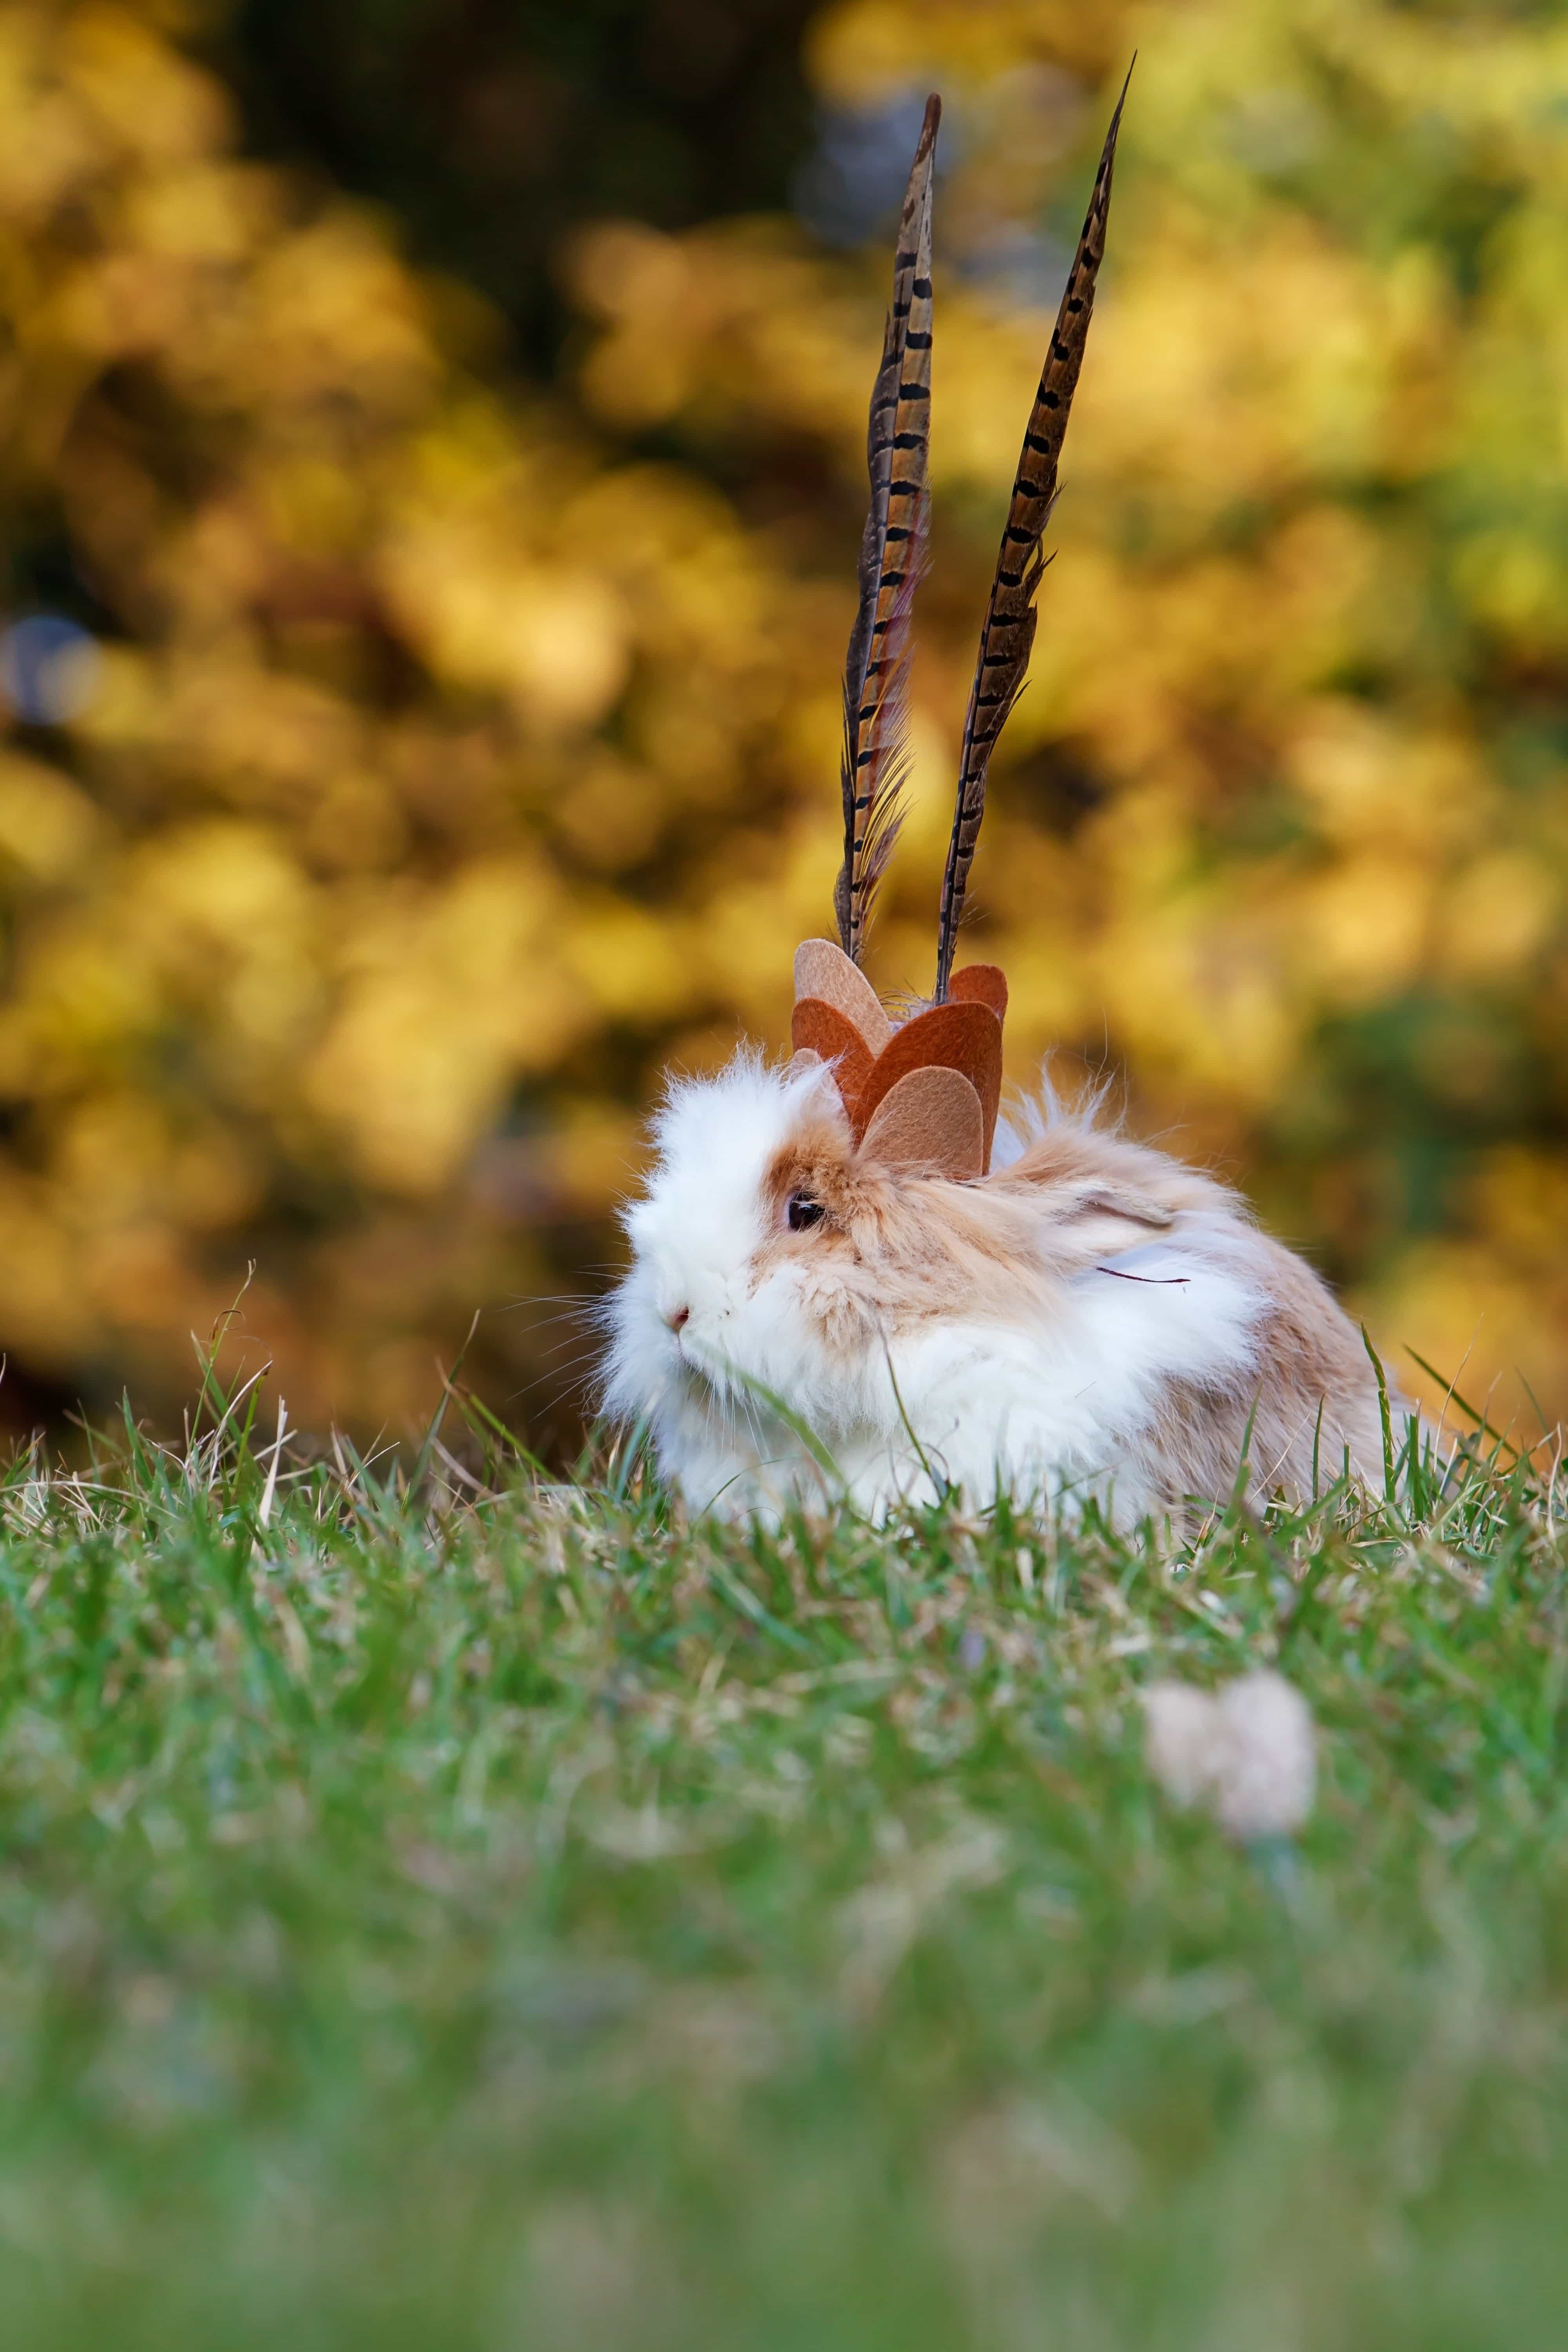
left=671, top=1335, right=757, bottom=1424
left=672, top=1320, right=729, bottom=1386
left=671, top=1332, right=716, bottom=1399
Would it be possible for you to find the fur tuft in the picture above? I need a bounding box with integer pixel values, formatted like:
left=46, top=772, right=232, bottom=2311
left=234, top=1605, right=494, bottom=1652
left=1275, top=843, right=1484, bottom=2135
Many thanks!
left=991, top=1060, right=1122, bottom=1170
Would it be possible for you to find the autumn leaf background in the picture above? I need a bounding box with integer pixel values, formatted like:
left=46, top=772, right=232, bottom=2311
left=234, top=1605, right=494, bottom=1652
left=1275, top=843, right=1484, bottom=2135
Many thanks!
left=1, top=0, right=1564, bottom=1450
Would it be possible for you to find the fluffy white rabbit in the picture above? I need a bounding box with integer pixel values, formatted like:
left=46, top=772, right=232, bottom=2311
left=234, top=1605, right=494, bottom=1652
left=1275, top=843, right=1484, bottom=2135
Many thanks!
left=601, top=1053, right=1398, bottom=1524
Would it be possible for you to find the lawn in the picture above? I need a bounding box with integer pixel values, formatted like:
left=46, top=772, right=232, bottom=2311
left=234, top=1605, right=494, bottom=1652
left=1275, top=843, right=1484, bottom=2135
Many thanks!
left=0, top=1386, right=1564, bottom=2350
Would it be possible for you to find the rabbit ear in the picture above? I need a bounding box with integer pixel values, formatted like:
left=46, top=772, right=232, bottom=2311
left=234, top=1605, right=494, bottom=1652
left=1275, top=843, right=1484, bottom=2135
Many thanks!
left=836, top=94, right=940, bottom=965
left=1061, top=1181, right=1174, bottom=1232
left=1081, top=1176, right=1175, bottom=1232
left=934, top=67, right=1131, bottom=1001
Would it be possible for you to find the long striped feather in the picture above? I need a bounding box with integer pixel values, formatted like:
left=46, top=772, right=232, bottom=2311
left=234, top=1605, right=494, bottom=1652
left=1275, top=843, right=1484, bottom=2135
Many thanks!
left=933, top=69, right=1130, bottom=1001
left=835, top=93, right=940, bottom=965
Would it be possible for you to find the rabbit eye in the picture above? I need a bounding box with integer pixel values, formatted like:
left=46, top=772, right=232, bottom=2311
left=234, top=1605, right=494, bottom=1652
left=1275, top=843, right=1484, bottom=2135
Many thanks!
left=787, top=1192, right=826, bottom=1232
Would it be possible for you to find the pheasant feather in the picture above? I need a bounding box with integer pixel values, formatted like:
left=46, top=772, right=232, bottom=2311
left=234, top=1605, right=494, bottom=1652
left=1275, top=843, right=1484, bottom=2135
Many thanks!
left=835, top=93, right=940, bottom=965
left=933, top=69, right=1129, bottom=1000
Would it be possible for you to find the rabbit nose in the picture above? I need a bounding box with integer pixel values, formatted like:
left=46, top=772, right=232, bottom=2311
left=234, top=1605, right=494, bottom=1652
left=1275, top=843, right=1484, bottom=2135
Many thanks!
left=663, top=1303, right=690, bottom=1333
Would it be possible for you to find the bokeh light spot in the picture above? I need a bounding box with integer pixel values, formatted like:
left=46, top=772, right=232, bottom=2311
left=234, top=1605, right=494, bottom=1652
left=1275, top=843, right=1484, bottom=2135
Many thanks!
left=0, top=615, right=103, bottom=727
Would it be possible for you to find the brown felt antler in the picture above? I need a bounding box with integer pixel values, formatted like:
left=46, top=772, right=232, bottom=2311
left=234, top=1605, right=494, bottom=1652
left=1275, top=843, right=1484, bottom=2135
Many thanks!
left=932, top=68, right=1130, bottom=1001
left=834, top=94, right=940, bottom=967
left=791, top=937, right=1006, bottom=1178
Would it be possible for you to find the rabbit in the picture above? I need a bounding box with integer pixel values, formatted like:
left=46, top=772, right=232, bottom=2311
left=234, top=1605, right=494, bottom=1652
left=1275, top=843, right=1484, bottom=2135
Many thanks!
left=600, top=1050, right=1399, bottom=1526
left=598, top=83, right=1410, bottom=1523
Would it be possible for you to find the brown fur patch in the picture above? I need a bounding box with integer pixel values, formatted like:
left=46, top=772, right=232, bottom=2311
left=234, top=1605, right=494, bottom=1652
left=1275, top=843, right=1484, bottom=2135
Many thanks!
left=757, top=1118, right=1062, bottom=1373
left=987, top=1125, right=1224, bottom=1219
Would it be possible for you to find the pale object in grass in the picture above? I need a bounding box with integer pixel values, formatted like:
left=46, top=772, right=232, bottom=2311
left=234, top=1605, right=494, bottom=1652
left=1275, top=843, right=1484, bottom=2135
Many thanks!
left=1143, top=1671, right=1317, bottom=1842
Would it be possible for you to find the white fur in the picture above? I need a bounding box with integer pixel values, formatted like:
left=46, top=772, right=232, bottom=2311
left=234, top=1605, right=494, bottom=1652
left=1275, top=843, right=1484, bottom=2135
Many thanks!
left=601, top=1053, right=1378, bottom=1525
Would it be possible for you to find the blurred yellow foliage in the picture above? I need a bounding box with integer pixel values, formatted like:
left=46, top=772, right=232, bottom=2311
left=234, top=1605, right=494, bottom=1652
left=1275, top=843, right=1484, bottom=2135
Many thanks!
left=0, top=0, right=1565, bottom=1443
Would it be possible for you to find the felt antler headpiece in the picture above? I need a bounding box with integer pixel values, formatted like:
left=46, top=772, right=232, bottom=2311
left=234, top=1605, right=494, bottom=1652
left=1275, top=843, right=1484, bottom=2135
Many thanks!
left=791, top=74, right=1129, bottom=1180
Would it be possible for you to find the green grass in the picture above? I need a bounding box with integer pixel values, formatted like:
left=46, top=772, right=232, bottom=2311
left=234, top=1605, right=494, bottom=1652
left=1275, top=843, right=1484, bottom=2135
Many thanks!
left=0, top=1390, right=1564, bottom=2351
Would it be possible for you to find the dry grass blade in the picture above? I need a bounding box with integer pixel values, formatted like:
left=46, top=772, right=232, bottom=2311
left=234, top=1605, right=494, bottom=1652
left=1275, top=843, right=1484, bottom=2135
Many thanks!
left=836, top=92, right=940, bottom=965
left=934, top=67, right=1131, bottom=1000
